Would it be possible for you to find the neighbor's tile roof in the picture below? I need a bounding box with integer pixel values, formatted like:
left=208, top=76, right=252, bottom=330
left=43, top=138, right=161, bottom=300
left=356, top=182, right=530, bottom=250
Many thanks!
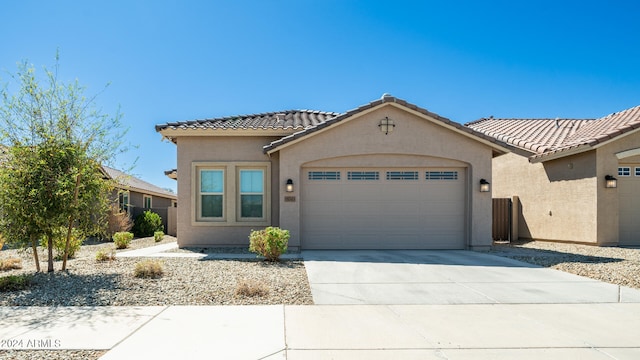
left=465, top=104, right=640, bottom=161
left=103, top=166, right=177, bottom=199
left=155, top=110, right=340, bottom=132
left=264, top=94, right=511, bottom=153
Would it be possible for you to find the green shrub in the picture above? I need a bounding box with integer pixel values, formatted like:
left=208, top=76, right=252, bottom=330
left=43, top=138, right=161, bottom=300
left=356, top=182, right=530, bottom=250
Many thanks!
left=113, top=231, right=134, bottom=249
left=0, top=258, right=22, bottom=271
left=133, top=259, right=164, bottom=278
left=0, top=274, right=32, bottom=292
left=248, top=227, right=290, bottom=261
left=154, top=231, right=164, bottom=242
left=96, top=247, right=117, bottom=262
left=132, top=210, right=163, bottom=237
left=39, top=227, right=84, bottom=260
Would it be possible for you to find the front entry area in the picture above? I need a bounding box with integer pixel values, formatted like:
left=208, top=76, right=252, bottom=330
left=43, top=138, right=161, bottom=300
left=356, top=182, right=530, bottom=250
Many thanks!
left=301, top=167, right=467, bottom=250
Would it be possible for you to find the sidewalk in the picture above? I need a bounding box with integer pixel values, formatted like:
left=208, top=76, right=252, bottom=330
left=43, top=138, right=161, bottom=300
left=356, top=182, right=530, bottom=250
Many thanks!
left=1, top=304, right=640, bottom=359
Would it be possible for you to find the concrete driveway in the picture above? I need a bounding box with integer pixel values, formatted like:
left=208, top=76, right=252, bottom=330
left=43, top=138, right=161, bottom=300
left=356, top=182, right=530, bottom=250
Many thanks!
left=302, top=250, right=640, bottom=305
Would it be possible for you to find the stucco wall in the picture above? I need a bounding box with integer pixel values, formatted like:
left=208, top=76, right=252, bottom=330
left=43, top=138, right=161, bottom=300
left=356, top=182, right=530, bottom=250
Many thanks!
left=176, top=136, right=280, bottom=247
left=595, top=130, right=640, bottom=245
left=493, top=151, right=599, bottom=243
left=276, top=104, right=495, bottom=250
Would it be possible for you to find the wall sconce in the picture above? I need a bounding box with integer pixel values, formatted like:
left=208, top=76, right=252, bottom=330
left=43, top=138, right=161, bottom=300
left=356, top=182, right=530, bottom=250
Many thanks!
left=286, top=179, right=294, bottom=192
left=605, top=175, right=617, bottom=188
left=479, top=179, right=490, bottom=192
left=378, top=116, right=395, bottom=135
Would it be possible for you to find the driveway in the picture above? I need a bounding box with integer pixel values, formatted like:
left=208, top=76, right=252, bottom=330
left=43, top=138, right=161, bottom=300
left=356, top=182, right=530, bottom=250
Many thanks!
left=302, top=250, right=640, bottom=305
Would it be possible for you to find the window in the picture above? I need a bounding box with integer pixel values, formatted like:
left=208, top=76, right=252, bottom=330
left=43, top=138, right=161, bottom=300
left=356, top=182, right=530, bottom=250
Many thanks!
left=309, top=171, right=340, bottom=180
left=239, top=169, right=264, bottom=219
left=143, top=195, right=152, bottom=209
left=193, top=162, right=270, bottom=226
left=118, top=191, right=129, bottom=213
left=200, top=169, right=224, bottom=219
left=426, top=171, right=458, bottom=180
left=171, top=200, right=177, bottom=208
left=348, top=171, right=379, bottom=180
left=386, top=171, right=419, bottom=180
left=636, top=167, right=640, bottom=177
left=618, top=167, right=631, bottom=176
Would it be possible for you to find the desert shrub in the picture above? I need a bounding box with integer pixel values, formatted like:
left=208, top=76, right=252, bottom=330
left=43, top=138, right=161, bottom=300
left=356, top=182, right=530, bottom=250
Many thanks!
left=39, top=227, right=84, bottom=260
left=132, top=210, right=163, bottom=237
left=0, top=233, right=5, bottom=250
left=0, top=258, right=22, bottom=271
left=154, top=231, right=164, bottom=242
left=95, top=247, right=117, bottom=262
left=248, top=227, right=290, bottom=262
left=235, top=278, right=269, bottom=298
left=113, top=231, right=134, bottom=249
left=0, top=274, right=32, bottom=292
left=106, top=204, right=133, bottom=240
left=133, top=259, right=164, bottom=278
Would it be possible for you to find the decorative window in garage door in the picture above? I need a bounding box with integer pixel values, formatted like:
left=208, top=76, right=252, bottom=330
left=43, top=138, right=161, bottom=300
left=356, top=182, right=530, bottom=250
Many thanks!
left=348, top=171, right=379, bottom=180
left=619, top=167, right=631, bottom=176
left=425, top=171, right=458, bottom=180
left=386, top=171, right=419, bottom=180
left=308, top=171, right=341, bottom=180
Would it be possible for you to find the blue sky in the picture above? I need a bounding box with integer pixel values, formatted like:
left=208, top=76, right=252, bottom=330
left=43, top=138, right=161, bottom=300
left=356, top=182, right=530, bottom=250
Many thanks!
left=2, top=1, right=639, bottom=193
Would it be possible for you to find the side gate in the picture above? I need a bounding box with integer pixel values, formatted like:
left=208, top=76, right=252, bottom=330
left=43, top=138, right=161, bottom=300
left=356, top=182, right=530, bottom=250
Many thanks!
left=492, top=198, right=512, bottom=241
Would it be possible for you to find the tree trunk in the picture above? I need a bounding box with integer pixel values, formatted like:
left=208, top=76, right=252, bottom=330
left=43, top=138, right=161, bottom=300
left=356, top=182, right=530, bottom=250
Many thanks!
left=31, top=234, right=40, bottom=272
left=47, top=234, right=54, bottom=273
left=62, top=173, right=81, bottom=271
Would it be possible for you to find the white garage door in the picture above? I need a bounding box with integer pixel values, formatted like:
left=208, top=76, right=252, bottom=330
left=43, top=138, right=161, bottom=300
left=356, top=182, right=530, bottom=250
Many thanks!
left=301, top=167, right=466, bottom=249
left=618, top=165, right=640, bottom=246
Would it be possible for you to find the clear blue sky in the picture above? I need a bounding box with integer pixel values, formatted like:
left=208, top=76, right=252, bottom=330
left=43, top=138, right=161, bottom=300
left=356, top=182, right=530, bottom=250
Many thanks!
left=2, top=0, right=639, bottom=193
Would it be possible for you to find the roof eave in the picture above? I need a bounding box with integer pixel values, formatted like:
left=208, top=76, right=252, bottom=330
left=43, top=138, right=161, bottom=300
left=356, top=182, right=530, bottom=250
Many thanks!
left=158, top=128, right=299, bottom=139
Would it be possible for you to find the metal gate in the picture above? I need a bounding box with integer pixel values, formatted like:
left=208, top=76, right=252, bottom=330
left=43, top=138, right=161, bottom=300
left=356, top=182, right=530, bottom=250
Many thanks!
left=492, top=198, right=512, bottom=241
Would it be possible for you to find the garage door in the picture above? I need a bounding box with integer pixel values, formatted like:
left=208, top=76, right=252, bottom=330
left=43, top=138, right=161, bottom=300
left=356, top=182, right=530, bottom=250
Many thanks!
left=301, top=167, right=466, bottom=249
left=618, top=165, right=640, bottom=246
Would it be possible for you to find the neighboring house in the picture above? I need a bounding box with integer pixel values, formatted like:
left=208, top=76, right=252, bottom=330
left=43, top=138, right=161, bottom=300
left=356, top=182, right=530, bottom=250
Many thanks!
left=155, top=94, right=509, bottom=250
left=466, top=105, right=640, bottom=246
left=102, top=166, right=178, bottom=235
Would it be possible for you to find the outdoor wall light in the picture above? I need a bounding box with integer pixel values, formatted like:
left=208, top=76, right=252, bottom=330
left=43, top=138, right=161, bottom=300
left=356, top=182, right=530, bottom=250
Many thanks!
left=479, top=179, right=490, bottom=192
left=378, top=116, right=395, bottom=135
left=286, top=179, right=294, bottom=192
left=605, top=175, right=617, bottom=188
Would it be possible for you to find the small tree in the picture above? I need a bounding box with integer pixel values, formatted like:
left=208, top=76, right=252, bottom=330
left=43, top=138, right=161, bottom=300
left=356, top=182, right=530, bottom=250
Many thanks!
left=0, top=53, right=127, bottom=272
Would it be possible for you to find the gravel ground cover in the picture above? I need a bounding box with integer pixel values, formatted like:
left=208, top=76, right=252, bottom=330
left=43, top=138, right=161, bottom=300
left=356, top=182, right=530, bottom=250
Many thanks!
left=0, top=236, right=313, bottom=306
left=491, top=241, right=640, bottom=289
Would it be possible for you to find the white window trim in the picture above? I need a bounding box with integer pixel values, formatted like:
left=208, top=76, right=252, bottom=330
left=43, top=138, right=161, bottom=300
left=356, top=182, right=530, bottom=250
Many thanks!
left=143, top=195, right=153, bottom=209
left=191, top=161, right=271, bottom=227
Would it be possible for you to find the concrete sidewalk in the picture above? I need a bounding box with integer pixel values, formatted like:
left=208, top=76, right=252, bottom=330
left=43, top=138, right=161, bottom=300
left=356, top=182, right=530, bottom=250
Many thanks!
left=116, top=241, right=302, bottom=260
left=2, top=304, right=640, bottom=359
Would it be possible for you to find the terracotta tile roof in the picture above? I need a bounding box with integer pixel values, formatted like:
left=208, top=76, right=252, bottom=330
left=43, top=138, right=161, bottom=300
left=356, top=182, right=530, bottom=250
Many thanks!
left=155, top=109, right=340, bottom=132
left=264, top=94, right=510, bottom=153
left=465, top=104, right=640, bottom=161
left=103, top=166, right=177, bottom=199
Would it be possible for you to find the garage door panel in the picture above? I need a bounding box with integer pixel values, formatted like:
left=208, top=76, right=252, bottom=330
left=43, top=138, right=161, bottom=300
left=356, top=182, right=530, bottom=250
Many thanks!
left=618, top=171, right=640, bottom=246
left=302, top=167, right=466, bottom=249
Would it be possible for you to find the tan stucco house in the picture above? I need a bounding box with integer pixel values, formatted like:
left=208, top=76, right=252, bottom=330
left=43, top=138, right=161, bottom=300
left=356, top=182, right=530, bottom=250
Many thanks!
left=103, top=166, right=178, bottom=234
left=155, top=94, right=509, bottom=250
left=466, top=104, right=640, bottom=246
